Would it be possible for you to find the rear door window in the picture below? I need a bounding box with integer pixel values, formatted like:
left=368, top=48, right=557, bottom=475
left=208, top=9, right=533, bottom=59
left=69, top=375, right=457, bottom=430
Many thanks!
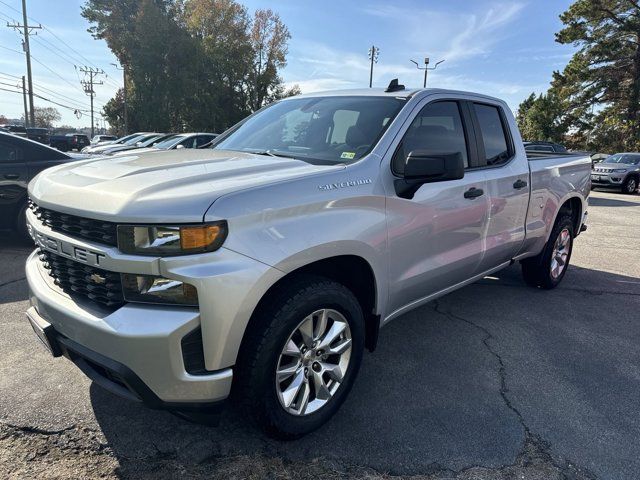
left=473, top=103, right=511, bottom=166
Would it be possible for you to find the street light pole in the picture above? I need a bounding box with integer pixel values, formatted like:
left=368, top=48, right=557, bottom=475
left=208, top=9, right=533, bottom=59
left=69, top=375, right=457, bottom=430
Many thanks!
left=410, top=57, right=445, bottom=88
left=368, top=45, right=379, bottom=88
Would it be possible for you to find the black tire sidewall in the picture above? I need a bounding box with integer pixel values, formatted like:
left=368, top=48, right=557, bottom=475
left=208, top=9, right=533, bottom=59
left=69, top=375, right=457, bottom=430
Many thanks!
left=243, top=278, right=365, bottom=438
left=539, top=216, right=574, bottom=288
left=623, top=176, right=638, bottom=194
left=15, top=203, right=30, bottom=241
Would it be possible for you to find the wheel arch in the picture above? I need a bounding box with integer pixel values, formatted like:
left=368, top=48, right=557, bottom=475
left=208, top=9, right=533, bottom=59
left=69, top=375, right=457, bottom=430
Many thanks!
left=547, top=194, right=584, bottom=242
left=244, top=254, right=381, bottom=355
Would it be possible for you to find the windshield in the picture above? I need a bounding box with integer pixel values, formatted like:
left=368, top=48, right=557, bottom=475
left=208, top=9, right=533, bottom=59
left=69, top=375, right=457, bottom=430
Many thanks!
left=153, top=135, right=185, bottom=149
left=604, top=154, right=640, bottom=165
left=121, top=134, right=148, bottom=145
left=214, top=96, right=406, bottom=164
left=139, top=134, right=172, bottom=147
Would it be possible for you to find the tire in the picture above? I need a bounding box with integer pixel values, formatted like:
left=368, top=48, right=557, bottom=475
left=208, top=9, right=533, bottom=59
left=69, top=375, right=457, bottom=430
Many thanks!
left=15, top=202, right=31, bottom=242
left=521, top=215, right=574, bottom=289
left=234, top=275, right=364, bottom=439
left=622, top=176, right=638, bottom=195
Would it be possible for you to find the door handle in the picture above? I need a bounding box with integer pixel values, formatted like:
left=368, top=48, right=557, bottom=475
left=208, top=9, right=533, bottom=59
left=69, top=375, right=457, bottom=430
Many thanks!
left=513, top=179, right=528, bottom=189
left=4, top=174, right=19, bottom=180
left=464, top=187, right=484, bottom=199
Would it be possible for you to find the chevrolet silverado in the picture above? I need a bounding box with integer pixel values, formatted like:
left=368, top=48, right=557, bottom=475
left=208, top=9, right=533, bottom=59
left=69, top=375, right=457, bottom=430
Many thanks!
left=24, top=81, right=591, bottom=439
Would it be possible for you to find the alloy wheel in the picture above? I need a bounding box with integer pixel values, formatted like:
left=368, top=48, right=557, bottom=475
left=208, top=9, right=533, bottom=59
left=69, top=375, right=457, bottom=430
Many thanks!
left=275, top=309, right=352, bottom=416
left=550, top=228, right=571, bottom=279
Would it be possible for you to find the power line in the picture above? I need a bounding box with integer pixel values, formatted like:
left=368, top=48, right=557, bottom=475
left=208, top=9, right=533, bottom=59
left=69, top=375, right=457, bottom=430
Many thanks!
left=0, top=84, right=91, bottom=113
left=0, top=70, right=21, bottom=79
left=0, top=43, right=22, bottom=54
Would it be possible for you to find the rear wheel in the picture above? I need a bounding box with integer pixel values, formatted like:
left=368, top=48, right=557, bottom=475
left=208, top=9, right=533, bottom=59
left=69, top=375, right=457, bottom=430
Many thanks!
left=521, top=215, right=574, bottom=289
left=234, top=275, right=364, bottom=439
left=622, top=176, right=638, bottom=195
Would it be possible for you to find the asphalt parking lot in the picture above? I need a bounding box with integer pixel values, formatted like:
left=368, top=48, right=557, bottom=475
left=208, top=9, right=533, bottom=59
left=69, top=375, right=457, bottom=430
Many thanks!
left=1, top=188, right=639, bottom=479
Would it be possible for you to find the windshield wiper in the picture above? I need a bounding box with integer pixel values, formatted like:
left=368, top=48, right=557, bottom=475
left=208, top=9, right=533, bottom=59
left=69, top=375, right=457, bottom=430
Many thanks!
left=245, top=149, right=299, bottom=159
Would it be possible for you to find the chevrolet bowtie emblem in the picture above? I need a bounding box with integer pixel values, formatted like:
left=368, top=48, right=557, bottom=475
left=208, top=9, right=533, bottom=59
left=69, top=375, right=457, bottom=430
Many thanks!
left=90, top=273, right=106, bottom=284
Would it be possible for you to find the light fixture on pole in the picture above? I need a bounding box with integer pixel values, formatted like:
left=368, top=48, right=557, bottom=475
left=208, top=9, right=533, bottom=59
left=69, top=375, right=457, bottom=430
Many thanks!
left=410, top=57, right=445, bottom=88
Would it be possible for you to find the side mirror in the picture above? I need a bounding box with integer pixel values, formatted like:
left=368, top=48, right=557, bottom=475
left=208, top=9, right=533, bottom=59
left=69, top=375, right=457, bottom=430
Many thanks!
left=395, top=151, right=465, bottom=199
left=175, top=144, right=185, bottom=149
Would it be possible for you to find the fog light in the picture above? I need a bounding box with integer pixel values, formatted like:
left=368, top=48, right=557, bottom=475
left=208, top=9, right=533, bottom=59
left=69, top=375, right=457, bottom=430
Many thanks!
left=121, top=274, right=198, bottom=306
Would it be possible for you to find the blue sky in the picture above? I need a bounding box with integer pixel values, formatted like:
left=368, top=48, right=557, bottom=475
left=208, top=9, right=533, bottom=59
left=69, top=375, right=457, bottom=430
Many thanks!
left=0, top=0, right=576, bottom=127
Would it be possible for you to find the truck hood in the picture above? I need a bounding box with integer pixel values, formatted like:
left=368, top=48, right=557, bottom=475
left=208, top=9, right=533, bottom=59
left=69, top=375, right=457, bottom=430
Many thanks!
left=29, top=149, right=344, bottom=223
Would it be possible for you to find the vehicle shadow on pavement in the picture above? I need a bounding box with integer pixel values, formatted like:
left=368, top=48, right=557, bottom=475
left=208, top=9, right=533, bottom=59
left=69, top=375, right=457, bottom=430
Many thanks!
left=0, top=235, right=32, bottom=304
left=88, top=264, right=640, bottom=478
left=587, top=195, right=639, bottom=207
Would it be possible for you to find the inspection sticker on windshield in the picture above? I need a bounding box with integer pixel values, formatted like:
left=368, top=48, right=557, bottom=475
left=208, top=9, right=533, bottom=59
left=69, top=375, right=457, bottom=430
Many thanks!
left=340, top=151, right=356, bottom=159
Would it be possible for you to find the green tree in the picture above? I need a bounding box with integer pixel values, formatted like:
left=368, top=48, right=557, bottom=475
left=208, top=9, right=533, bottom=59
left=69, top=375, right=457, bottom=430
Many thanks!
left=83, top=0, right=296, bottom=134
left=246, top=8, right=291, bottom=111
left=553, top=0, right=640, bottom=151
left=516, top=92, right=567, bottom=143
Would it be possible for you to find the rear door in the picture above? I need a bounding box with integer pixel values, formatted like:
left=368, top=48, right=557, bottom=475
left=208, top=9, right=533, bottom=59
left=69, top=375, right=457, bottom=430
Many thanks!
left=385, top=98, right=490, bottom=316
left=470, top=101, right=530, bottom=271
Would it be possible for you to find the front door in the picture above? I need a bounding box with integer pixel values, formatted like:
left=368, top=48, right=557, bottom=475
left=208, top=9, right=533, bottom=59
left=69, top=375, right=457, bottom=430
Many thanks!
left=0, top=138, right=28, bottom=228
left=385, top=99, right=490, bottom=317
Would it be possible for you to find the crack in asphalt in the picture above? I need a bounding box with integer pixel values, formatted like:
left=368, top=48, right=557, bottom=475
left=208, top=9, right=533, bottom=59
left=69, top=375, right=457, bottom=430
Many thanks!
left=1, top=421, right=75, bottom=436
left=0, top=277, right=26, bottom=290
left=430, top=299, right=597, bottom=480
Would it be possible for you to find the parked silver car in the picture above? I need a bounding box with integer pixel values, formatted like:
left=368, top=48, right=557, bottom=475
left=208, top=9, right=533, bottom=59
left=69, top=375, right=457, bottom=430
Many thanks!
left=25, top=84, right=591, bottom=438
left=591, top=153, right=640, bottom=194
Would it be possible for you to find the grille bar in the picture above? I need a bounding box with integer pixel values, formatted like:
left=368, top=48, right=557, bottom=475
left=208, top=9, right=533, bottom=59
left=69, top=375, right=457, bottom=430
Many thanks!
left=39, top=249, right=125, bottom=309
left=29, top=200, right=118, bottom=247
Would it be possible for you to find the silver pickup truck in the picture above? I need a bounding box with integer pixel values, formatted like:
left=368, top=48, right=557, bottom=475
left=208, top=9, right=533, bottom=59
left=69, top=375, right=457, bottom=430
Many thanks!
left=24, top=81, right=591, bottom=439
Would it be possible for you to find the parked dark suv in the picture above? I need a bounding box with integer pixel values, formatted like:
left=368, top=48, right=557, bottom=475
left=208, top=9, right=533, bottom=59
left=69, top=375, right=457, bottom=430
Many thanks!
left=0, top=132, right=83, bottom=239
left=26, top=127, right=50, bottom=144
left=523, top=141, right=568, bottom=153
left=50, top=133, right=91, bottom=152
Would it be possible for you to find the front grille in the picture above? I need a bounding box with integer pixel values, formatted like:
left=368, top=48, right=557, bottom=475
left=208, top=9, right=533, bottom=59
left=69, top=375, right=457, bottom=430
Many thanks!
left=38, top=249, right=125, bottom=309
left=29, top=200, right=118, bottom=247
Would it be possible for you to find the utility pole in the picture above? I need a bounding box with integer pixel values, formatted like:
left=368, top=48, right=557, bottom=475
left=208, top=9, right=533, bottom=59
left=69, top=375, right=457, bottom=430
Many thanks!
left=410, top=57, right=445, bottom=88
left=111, top=63, right=127, bottom=134
left=79, top=66, right=104, bottom=138
left=7, top=0, right=42, bottom=127
left=368, top=45, right=379, bottom=88
left=21, top=76, right=29, bottom=127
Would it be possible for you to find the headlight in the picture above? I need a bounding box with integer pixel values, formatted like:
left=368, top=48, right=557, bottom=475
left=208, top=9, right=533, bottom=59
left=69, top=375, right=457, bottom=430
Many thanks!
left=612, top=169, right=628, bottom=173
left=121, top=274, right=198, bottom=306
left=117, top=222, right=227, bottom=256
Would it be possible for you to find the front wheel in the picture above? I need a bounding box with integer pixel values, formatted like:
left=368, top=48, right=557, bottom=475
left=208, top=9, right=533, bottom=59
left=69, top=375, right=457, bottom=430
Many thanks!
left=521, top=215, right=574, bottom=289
left=234, top=275, right=364, bottom=439
left=622, top=176, right=638, bottom=195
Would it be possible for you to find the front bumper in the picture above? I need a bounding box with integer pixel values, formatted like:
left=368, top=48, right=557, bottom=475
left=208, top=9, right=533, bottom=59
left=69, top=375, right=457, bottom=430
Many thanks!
left=26, top=250, right=233, bottom=407
left=590, top=172, right=625, bottom=187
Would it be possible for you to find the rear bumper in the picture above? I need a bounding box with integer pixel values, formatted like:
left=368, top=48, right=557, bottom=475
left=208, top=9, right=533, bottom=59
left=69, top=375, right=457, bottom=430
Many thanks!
left=26, top=249, right=233, bottom=407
